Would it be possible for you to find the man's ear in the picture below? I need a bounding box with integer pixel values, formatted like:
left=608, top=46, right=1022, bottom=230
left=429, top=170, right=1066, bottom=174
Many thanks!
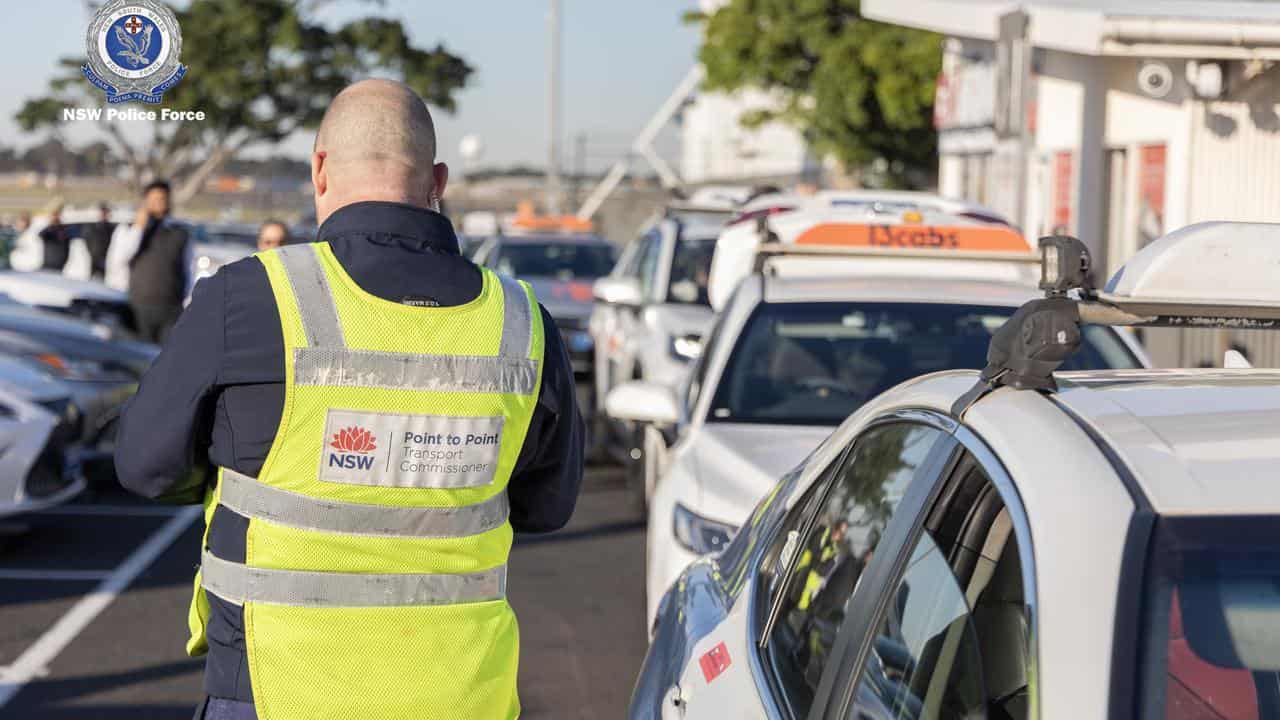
left=311, top=151, right=328, bottom=197
left=432, top=162, right=449, bottom=199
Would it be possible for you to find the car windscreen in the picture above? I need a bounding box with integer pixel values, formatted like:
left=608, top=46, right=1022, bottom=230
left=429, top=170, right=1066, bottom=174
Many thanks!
left=708, top=301, right=1140, bottom=426
left=666, top=236, right=716, bottom=305
left=1139, top=516, right=1280, bottom=719
left=494, top=242, right=616, bottom=280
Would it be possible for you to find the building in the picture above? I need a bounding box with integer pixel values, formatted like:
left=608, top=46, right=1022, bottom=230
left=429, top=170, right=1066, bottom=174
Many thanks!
left=865, top=0, right=1280, bottom=367
left=679, top=0, right=817, bottom=185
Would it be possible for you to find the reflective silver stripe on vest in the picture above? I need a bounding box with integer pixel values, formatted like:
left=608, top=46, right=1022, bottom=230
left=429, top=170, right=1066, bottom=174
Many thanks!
left=498, top=274, right=533, bottom=359
left=218, top=470, right=510, bottom=538
left=200, top=551, right=506, bottom=608
left=293, top=347, right=537, bottom=395
left=277, top=245, right=344, bottom=348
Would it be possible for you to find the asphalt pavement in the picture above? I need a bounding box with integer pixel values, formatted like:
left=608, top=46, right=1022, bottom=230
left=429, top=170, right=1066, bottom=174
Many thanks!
left=0, top=464, right=647, bottom=719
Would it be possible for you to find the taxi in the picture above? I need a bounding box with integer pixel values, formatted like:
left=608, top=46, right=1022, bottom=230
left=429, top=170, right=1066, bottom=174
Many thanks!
left=630, top=222, right=1280, bottom=720
left=606, top=210, right=1146, bottom=624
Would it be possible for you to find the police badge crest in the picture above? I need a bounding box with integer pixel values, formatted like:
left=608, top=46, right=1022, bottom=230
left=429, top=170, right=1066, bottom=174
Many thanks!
left=82, top=0, right=187, bottom=104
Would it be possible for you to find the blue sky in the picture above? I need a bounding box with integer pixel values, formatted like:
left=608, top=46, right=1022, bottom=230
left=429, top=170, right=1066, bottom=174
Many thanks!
left=0, top=1, right=702, bottom=170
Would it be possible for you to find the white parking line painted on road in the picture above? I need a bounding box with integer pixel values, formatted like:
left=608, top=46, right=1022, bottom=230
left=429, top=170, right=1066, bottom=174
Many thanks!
left=0, top=569, right=113, bottom=581
left=0, top=505, right=201, bottom=709
left=28, top=505, right=182, bottom=517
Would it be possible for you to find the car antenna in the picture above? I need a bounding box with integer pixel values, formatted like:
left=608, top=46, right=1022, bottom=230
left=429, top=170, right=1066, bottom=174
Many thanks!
left=951, top=235, right=1093, bottom=418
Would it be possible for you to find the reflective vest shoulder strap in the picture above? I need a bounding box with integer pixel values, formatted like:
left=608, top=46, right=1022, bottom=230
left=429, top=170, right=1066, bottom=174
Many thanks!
left=497, top=273, right=533, bottom=359
left=275, top=244, right=344, bottom=348
left=200, top=550, right=507, bottom=607
left=218, top=470, right=509, bottom=538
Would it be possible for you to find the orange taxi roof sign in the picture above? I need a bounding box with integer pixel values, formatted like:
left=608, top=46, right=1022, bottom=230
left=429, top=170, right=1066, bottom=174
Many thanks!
left=794, top=223, right=1028, bottom=252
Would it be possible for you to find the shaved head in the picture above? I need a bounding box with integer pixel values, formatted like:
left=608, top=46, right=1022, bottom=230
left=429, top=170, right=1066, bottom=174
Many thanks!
left=311, top=79, right=449, bottom=223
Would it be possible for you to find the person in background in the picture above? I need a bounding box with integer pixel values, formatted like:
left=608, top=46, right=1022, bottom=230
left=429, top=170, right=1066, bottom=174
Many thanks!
left=38, top=201, right=72, bottom=272
left=14, top=212, right=30, bottom=235
left=255, top=219, right=290, bottom=251
left=105, top=181, right=192, bottom=343
left=83, top=202, right=116, bottom=281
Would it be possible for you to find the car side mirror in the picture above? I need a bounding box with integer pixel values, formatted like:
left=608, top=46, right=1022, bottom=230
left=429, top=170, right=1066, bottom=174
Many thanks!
left=593, top=276, right=643, bottom=306
left=605, top=381, right=679, bottom=426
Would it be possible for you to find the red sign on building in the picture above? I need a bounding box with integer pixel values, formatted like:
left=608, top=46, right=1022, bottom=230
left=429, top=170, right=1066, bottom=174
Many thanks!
left=1053, top=151, right=1074, bottom=232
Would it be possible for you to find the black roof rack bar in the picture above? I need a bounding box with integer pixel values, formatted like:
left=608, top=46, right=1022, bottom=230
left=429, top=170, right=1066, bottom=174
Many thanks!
left=953, top=234, right=1280, bottom=418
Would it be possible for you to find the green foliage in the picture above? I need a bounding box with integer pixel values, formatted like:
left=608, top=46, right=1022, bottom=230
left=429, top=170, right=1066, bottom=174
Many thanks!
left=693, top=0, right=941, bottom=187
left=16, top=0, right=472, bottom=197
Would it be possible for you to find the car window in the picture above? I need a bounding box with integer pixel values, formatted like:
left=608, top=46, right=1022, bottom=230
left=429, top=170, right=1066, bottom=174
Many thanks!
left=763, top=422, right=947, bottom=718
left=666, top=235, right=716, bottom=305
left=709, top=301, right=1140, bottom=427
left=493, top=241, right=615, bottom=280
left=847, top=530, right=987, bottom=720
left=636, top=233, right=664, bottom=301
left=848, top=457, right=1031, bottom=720
left=1138, top=516, right=1280, bottom=719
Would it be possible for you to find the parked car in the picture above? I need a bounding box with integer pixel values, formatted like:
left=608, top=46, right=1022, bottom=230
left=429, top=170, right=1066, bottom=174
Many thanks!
left=608, top=217, right=1146, bottom=622
left=0, top=299, right=156, bottom=477
left=631, top=222, right=1280, bottom=720
left=590, top=205, right=734, bottom=464
left=0, top=270, right=133, bottom=329
left=0, top=366, right=86, bottom=512
left=471, top=231, right=618, bottom=453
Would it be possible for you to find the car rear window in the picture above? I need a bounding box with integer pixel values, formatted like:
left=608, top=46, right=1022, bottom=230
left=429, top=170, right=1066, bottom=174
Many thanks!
left=495, top=241, right=616, bottom=280
left=1138, top=516, right=1280, bottom=719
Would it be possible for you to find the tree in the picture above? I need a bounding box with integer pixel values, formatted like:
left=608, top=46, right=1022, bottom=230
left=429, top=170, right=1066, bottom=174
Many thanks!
left=17, top=0, right=473, bottom=201
left=690, top=0, right=942, bottom=187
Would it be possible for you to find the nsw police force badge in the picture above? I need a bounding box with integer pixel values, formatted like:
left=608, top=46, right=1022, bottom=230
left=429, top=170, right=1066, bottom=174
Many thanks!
left=82, top=0, right=187, bottom=104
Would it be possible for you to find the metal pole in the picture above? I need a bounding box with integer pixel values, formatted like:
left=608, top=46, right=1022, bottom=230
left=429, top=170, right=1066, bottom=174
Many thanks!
left=547, top=0, right=563, bottom=215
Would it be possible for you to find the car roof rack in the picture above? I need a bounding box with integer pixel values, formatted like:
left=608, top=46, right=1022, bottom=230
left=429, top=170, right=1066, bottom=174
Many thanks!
left=952, top=222, right=1280, bottom=417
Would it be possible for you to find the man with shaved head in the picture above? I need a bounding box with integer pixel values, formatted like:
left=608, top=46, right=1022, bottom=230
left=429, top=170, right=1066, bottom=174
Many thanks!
left=117, top=79, right=583, bottom=720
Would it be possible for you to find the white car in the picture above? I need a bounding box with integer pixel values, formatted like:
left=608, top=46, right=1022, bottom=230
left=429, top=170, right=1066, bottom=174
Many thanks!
left=630, top=222, right=1280, bottom=720
left=609, top=219, right=1146, bottom=624
left=589, top=205, right=734, bottom=469
left=0, top=382, right=85, bottom=519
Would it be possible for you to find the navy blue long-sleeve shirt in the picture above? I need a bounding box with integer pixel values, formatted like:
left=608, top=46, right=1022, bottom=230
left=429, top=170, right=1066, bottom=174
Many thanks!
left=115, top=201, right=583, bottom=703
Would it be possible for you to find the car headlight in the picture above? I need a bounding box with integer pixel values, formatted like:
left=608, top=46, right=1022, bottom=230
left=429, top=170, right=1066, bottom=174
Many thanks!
left=669, top=333, right=704, bottom=362
left=673, top=503, right=737, bottom=555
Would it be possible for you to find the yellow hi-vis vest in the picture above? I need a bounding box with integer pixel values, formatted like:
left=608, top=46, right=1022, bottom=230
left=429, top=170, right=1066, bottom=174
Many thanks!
left=185, top=242, right=544, bottom=720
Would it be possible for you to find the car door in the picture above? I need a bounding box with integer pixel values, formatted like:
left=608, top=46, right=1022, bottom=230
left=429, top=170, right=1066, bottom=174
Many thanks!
left=747, top=417, right=960, bottom=720
left=615, top=231, right=664, bottom=381
left=813, top=434, right=1037, bottom=720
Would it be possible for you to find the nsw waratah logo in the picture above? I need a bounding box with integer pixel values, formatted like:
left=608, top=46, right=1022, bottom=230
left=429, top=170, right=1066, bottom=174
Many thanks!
left=328, top=426, right=378, bottom=471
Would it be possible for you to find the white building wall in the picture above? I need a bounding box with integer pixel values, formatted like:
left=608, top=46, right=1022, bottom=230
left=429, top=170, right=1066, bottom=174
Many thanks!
left=679, top=90, right=812, bottom=184
left=682, top=0, right=812, bottom=184
left=1188, top=101, right=1280, bottom=223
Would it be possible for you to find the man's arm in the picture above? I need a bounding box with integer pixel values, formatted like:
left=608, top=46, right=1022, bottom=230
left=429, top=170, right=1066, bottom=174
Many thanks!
left=114, top=269, right=225, bottom=503
left=104, top=223, right=140, bottom=292
left=508, top=305, right=585, bottom=533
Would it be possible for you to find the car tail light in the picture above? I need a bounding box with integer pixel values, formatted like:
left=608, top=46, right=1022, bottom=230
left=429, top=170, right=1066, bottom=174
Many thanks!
left=727, top=206, right=796, bottom=227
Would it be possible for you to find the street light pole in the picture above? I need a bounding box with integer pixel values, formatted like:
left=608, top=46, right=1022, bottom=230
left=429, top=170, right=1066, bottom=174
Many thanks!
left=547, top=0, right=563, bottom=215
